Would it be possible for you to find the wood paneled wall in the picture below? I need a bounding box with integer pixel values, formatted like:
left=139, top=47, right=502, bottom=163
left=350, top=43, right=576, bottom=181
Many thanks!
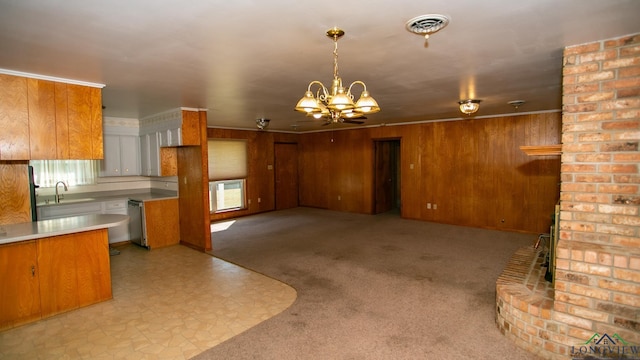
left=299, top=113, right=561, bottom=233
left=206, top=112, right=560, bottom=234
left=206, top=129, right=297, bottom=222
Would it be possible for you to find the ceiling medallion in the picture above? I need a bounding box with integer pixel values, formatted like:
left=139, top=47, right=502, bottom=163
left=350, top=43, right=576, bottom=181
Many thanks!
left=294, top=27, right=380, bottom=125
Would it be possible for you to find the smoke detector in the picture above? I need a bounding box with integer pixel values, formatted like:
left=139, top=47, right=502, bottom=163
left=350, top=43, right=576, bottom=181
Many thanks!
left=256, top=118, right=270, bottom=130
left=405, top=14, right=450, bottom=40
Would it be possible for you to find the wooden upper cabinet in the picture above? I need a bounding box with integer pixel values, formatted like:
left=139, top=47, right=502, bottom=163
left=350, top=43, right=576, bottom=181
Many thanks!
left=180, top=110, right=201, bottom=146
left=67, top=84, right=103, bottom=160
left=55, top=82, right=70, bottom=159
left=0, top=73, right=103, bottom=160
left=28, top=79, right=57, bottom=159
left=0, top=74, right=30, bottom=160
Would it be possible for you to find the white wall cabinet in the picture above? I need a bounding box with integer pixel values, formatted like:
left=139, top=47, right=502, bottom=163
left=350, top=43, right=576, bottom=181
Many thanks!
left=158, top=127, right=183, bottom=147
left=100, top=135, right=140, bottom=177
left=140, top=132, right=160, bottom=177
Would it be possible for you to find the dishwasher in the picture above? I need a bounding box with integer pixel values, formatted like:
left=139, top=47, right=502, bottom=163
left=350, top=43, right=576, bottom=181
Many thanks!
left=127, top=199, right=148, bottom=248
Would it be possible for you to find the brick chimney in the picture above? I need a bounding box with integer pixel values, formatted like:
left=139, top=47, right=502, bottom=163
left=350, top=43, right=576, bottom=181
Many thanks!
left=558, top=31, right=640, bottom=351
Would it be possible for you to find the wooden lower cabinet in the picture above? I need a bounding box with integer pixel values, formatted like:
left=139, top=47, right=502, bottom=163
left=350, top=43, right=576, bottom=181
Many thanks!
left=144, top=198, right=180, bottom=249
left=0, top=241, right=41, bottom=329
left=0, top=229, right=112, bottom=331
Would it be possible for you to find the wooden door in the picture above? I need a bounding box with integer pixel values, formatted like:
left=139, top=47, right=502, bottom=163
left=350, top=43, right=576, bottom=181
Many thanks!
left=275, top=143, right=299, bottom=210
left=374, top=140, right=400, bottom=214
left=0, top=240, right=41, bottom=330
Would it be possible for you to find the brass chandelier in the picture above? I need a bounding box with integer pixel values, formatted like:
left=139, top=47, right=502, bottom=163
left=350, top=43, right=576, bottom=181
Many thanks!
left=294, top=27, right=380, bottom=123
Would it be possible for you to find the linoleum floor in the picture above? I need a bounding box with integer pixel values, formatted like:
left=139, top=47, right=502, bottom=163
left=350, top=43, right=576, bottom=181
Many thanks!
left=0, top=244, right=296, bottom=359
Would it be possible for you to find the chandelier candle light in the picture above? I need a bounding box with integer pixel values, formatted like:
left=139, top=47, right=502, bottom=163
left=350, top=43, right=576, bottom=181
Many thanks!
left=294, top=27, right=380, bottom=123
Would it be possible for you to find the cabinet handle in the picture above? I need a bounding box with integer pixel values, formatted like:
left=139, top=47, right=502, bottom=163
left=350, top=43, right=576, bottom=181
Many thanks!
left=31, top=265, right=35, bottom=277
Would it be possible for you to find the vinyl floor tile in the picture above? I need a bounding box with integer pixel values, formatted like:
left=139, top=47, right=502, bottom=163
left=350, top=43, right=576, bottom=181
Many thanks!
left=0, top=244, right=296, bottom=359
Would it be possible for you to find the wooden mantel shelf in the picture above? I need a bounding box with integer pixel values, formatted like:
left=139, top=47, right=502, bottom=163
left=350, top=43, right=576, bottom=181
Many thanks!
left=519, top=144, right=562, bottom=156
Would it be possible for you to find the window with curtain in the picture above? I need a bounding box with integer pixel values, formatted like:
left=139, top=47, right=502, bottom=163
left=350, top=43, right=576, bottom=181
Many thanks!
left=29, top=160, right=99, bottom=187
left=207, top=139, right=248, bottom=212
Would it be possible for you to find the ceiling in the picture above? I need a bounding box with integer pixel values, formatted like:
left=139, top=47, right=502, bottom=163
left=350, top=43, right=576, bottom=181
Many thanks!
left=1, top=1, right=639, bottom=132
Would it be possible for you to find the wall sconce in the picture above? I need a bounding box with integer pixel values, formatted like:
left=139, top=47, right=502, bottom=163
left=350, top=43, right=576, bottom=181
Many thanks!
left=458, top=99, right=481, bottom=115
left=256, top=118, right=270, bottom=130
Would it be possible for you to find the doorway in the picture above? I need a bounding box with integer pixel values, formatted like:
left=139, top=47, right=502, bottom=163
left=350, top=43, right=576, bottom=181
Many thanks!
left=274, top=142, right=299, bottom=210
left=373, top=139, right=401, bottom=214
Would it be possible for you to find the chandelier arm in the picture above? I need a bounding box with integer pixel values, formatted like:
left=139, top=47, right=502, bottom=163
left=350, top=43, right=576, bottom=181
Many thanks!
left=347, top=80, right=367, bottom=96
left=307, top=80, right=329, bottom=100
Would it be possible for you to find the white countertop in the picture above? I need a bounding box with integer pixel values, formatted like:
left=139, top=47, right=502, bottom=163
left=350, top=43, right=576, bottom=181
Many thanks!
left=36, top=191, right=177, bottom=208
left=0, top=214, right=129, bottom=245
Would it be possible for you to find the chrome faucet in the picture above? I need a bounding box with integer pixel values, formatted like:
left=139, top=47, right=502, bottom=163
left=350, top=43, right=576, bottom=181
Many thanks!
left=55, top=181, right=68, bottom=203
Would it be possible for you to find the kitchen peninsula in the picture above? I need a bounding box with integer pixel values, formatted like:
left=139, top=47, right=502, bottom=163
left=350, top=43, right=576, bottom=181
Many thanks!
left=0, top=214, right=127, bottom=331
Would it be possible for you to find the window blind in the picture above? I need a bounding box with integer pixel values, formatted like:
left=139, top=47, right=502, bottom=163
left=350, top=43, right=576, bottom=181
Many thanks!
left=207, top=139, right=247, bottom=181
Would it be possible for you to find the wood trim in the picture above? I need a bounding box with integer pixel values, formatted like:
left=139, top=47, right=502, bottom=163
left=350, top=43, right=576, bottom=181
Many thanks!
left=519, top=144, right=562, bottom=156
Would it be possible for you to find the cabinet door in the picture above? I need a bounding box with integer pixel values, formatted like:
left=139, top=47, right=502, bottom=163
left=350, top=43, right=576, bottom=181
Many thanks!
left=180, top=110, right=201, bottom=146
left=158, top=129, right=169, bottom=147
left=119, top=135, right=140, bottom=175
left=140, top=134, right=150, bottom=176
left=38, top=230, right=112, bottom=316
left=67, top=84, right=103, bottom=160
left=144, top=198, right=180, bottom=249
left=100, top=135, right=121, bottom=176
left=141, top=132, right=161, bottom=176
left=54, top=82, right=70, bottom=159
left=27, top=79, right=57, bottom=159
left=38, top=234, right=80, bottom=317
left=0, top=240, right=41, bottom=330
left=0, top=74, right=30, bottom=160
left=168, top=127, right=182, bottom=146
left=74, top=230, right=111, bottom=306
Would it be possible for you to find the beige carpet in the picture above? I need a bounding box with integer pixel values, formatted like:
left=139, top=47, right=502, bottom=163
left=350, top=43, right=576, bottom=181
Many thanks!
left=196, top=207, right=542, bottom=360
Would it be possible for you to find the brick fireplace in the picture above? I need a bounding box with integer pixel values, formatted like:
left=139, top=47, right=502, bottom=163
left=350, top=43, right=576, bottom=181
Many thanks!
left=496, top=33, right=640, bottom=359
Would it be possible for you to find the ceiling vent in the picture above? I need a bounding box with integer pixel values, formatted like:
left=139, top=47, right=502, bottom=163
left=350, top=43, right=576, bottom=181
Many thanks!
left=405, top=14, right=450, bottom=38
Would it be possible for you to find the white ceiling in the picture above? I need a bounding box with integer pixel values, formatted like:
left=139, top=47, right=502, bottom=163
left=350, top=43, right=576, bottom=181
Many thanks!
left=1, top=0, right=639, bottom=132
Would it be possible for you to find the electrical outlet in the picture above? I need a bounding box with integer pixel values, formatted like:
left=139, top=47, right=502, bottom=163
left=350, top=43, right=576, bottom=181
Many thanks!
left=258, top=197, right=261, bottom=203
left=433, top=204, right=437, bottom=210
left=427, top=203, right=431, bottom=209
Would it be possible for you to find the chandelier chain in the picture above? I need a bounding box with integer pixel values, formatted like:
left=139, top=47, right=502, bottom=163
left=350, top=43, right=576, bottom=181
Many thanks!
left=333, top=37, right=339, bottom=80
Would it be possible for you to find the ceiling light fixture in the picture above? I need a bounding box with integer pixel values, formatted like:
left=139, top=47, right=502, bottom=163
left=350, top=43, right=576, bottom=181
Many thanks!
left=256, top=118, right=270, bottom=130
left=458, top=99, right=481, bottom=115
left=294, top=27, right=380, bottom=124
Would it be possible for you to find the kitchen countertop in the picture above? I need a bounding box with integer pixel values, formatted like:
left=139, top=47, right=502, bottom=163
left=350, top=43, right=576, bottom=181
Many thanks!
left=37, top=190, right=177, bottom=208
left=0, top=214, right=128, bottom=245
